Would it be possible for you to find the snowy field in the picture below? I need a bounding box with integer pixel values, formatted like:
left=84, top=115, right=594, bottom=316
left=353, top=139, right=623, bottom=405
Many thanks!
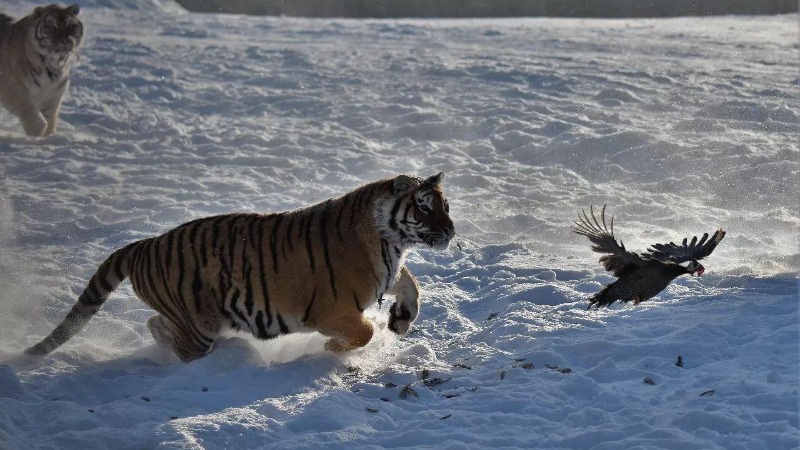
left=0, top=1, right=798, bottom=448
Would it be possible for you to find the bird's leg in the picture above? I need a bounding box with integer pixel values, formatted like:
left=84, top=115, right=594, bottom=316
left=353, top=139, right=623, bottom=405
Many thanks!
left=632, top=295, right=643, bottom=305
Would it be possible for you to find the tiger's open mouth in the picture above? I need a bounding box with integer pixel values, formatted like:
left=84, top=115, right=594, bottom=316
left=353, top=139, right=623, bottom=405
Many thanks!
left=52, top=41, right=77, bottom=54
left=41, top=36, right=79, bottom=55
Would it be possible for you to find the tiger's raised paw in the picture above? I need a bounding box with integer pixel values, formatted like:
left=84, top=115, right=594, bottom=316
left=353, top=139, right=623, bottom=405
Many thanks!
left=21, top=115, right=48, bottom=137
left=388, top=302, right=413, bottom=335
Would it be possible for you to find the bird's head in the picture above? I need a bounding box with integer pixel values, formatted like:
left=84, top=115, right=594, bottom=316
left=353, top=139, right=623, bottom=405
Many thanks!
left=685, top=260, right=705, bottom=276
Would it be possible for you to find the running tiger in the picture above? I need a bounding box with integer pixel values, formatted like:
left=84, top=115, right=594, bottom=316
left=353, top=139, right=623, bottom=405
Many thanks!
left=0, top=4, right=83, bottom=136
left=26, top=173, right=456, bottom=362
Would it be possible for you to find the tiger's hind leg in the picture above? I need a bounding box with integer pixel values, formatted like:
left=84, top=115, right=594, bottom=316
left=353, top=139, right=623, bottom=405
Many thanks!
left=147, top=314, right=175, bottom=348
left=319, top=314, right=374, bottom=352
left=146, top=314, right=220, bottom=362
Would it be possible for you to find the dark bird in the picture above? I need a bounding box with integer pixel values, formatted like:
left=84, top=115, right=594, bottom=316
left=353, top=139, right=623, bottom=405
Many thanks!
left=573, top=205, right=725, bottom=309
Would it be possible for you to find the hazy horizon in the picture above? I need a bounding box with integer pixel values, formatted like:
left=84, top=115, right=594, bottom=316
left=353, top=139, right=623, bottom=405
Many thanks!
left=175, top=0, right=798, bottom=18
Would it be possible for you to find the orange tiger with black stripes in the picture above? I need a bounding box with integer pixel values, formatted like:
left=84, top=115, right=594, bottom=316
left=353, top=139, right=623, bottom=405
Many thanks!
left=26, top=173, right=455, bottom=362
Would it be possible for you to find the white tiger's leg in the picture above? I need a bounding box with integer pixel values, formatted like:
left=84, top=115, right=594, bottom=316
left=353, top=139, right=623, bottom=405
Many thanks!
left=41, top=82, right=67, bottom=136
left=41, top=102, right=62, bottom=136
left=16, top=102, right=48, bottom=137
left=387, top=266, right=420, bottom=335
left=147, top=314, right=174, bottom=348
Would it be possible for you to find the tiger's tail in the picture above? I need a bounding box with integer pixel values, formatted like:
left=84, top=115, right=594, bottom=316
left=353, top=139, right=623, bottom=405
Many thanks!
left=25, top=241, right=139, bottom=356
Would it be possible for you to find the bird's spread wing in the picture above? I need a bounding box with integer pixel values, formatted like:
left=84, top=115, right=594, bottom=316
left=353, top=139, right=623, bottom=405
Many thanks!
left=572, top=205, right=644, bottom=277
left=646, top=229, right=726, bottom=263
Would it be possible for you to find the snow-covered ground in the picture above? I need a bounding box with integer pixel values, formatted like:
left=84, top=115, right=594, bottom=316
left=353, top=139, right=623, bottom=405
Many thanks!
left=0, top=1, right=797, bottom=448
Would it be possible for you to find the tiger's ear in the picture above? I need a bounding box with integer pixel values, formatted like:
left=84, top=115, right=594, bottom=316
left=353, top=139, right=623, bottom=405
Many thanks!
left=392, top=175, right=417, bottom=195
left=425, top=172, right=444, bottom=186
left=33, top=6, right=45, bottom=17
left=66, top=4, right=80, bottom=15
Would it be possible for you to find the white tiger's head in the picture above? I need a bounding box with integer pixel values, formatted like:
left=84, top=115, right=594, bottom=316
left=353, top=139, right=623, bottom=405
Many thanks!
left=378, top=172, right=456, bottom=250
left=30, top=4, right=83, bottom=56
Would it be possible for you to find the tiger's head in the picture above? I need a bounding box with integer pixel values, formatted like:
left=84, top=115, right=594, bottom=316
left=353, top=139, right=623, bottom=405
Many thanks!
left=380, top=172, right=456, bottom=250
left=30, top=4, right=83, bottom=56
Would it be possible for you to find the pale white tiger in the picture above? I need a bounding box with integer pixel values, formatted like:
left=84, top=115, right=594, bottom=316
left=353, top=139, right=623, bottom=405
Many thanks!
left=0, top=4, right=83, bottom=137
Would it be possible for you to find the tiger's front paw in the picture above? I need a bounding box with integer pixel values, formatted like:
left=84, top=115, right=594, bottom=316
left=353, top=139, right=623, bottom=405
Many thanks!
left=388, top=302, right=413, bottom=335
left=22, top=115, right=48, bottom=137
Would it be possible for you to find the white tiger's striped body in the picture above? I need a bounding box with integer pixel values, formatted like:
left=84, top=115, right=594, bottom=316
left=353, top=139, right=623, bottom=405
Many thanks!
left=0, top=4, right=83, bottom=137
